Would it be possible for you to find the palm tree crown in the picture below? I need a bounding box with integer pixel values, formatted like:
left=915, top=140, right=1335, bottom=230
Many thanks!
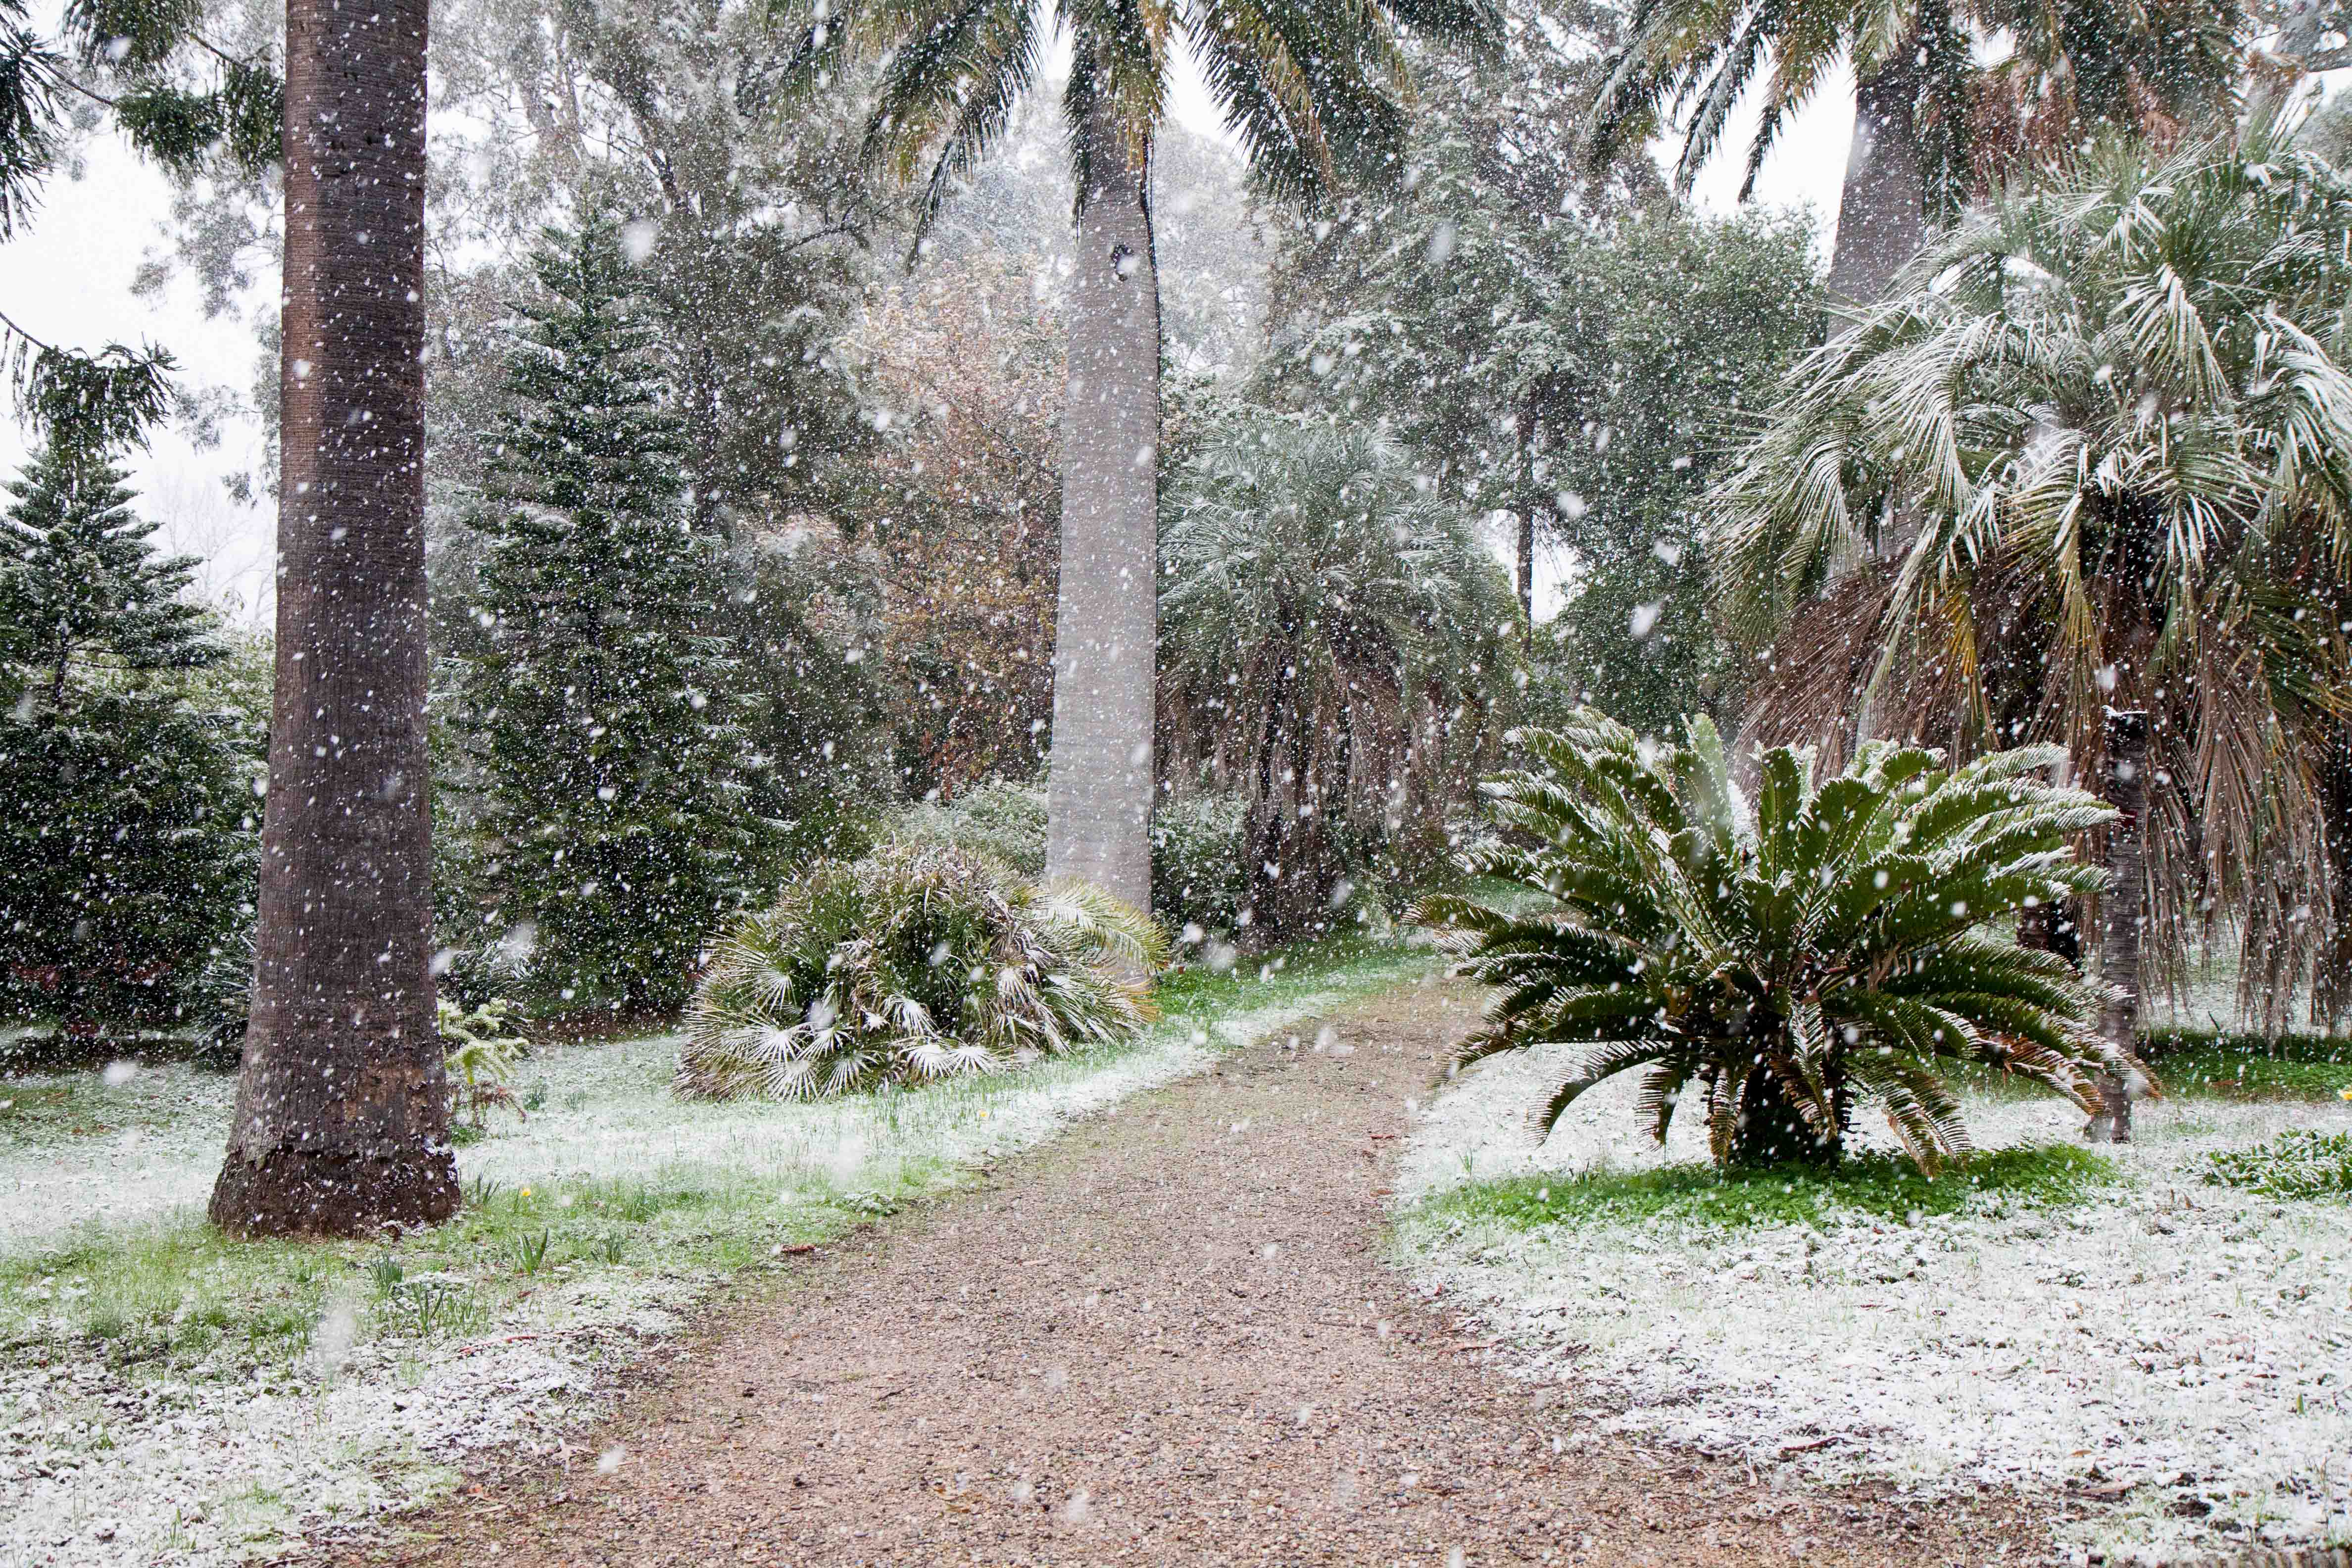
left=1420, top=712, right=2127, bottom=1171
left=1712, top=115, right=2352, bottom=1022
left=786, top=0, right=1494, bottom=223
left=1586, top=0, right=2237, bottom=304
left=779, top=0, right=1495, bottom=915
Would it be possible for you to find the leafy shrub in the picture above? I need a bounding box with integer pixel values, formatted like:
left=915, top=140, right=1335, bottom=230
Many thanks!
left=890, top=780, right=1047, bottom=877
left=184, top=924, right=255, bottom=1067
left=2202, top=1130, right=2352, bottom=1200
left=1151, top=791, right=1247, bottom=935
left=0, top=695, right=254, bottom=1040
left=1419, top=711, right=2131, bottom=1171
left=439, top=997, right=531, bottom=1127
left=678, top=843, right=1167, bottom=1100
left=898, top=779, right=1256, bottom=932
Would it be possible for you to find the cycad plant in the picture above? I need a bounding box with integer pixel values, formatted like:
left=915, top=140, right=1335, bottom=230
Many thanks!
left=1419, top=712, right=2131, bottom=1171
left=780, top=0, right=1493, bottom=913
left=1159, top=415, right=1521, bottom=941
left=678, top=844, right=1167, bottom=1101
left=1712, top=116, right=2352, bottom=1023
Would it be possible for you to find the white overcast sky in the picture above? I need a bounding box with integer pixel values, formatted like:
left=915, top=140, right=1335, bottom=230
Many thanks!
left=0, top=30, right=1857, bottom=629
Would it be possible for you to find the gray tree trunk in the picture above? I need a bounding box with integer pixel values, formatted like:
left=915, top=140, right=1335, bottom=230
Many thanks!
left=1824, top=50, right=1928, bottom=312
left=2087, top=709, right=2150, bottom=1144
left=1044, top=104, right=1160, bottom=913
left=209, top=0, right=458, bottom=1238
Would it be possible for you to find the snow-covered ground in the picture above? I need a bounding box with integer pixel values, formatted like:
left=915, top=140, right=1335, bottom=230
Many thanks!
left=0, top=967, right=1417, bottom=1568
left=1395, top=1048, right=2352, bottom=1564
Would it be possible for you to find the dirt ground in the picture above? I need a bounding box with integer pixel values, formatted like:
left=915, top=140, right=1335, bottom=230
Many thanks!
left=342, top=980, right=2062, bottom=1567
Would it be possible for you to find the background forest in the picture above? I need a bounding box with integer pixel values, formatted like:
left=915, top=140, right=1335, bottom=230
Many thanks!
left=0, top=0, right=1832, bottom=1047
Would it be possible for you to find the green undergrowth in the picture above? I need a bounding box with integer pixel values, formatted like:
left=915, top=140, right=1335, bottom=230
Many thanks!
left=0, top=926, right=1440, bottom=1384
left=1938, top=1027, right=2352, bottom=1105
left=2202, top=1129, right=2352, bottom=1200
left=2138, top=1028, right=2352, bottom=1102
left=1417, top=1144, right=2123, bottom=1235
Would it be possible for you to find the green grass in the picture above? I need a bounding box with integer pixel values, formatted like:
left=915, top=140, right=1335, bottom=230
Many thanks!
left=2202, top=1129, right=2352, bottom=1200
left=1416, top=1144, right=2123, bottom=1235
left=0, top=1166, right=851, bottom=1378
left=1938, top=1027, right=2352, bottom=1106
left=1153, top=928, right=1439, bottom=1022
left=2139, top=1028, right=2352, bottom=1102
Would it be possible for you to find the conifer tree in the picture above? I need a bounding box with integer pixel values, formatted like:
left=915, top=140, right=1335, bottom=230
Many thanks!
left=461, top=217, right=756, bottom=1013
left=0, top=442, right=245, bottom=1039
left=0, top=442, right=218, bottom=704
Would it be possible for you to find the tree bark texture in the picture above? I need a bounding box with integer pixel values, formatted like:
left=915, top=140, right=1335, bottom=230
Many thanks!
left=2087, top=709, right=2149, bottom=1144
left=1824, top=50, right=1928, bottom=312
left=1044, top=103, right=1159, bottom=913
left=209, top=0, right=457, bottom=1237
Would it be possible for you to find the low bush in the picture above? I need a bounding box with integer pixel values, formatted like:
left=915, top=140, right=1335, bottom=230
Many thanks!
left=440, top=997, right=531, bottom=1127
left=1420, top=712, right=2128, bottom=1170
left=896, top=781, right=1255, bottom=935
left=891, top=780, right=1048, bottom=877
left=1151, top=791, right=1247, bottom=935
left=677, top=843, right=1167, bottom=1100
left=2202, top=1129, right=2352, bottom=1200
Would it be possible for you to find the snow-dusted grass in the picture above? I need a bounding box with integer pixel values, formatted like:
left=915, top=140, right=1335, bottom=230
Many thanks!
left=1395, top=1044, right=2352, bottom=1565
left=0, top=932, right=1437, bottom=1567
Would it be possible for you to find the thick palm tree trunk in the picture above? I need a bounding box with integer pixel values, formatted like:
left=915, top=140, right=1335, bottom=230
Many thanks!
left=1824, top=50, right=1928, bottom=312
left=1044, top=102, right=1159, bottom=912
left=2086, top=709, right=2149, bottom=1144
left=208, top=0, right=458, bottom=1238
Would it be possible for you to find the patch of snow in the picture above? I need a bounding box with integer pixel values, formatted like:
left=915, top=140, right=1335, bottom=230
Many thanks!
left=1397, top=1046, right=2352, bottom=1564
left=0, top=983, right=1377, bottom=1567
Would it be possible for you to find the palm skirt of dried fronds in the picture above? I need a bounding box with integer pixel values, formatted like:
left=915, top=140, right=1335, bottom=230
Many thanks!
left=1712, top=113, right=2352, bottom=1027
left=1417, top=711, right=2140, bottom=1172
left=678, top=844, right=1167, bottom=1101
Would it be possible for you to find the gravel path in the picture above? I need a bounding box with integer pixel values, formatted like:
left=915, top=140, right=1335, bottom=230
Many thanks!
left=350, top=982, right=2051, bottom=1567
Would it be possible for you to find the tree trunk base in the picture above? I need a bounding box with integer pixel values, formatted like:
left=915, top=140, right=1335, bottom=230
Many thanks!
left=1727, top=1069, right=1844, bottom=1170
left=209, top=1145, right=460, bottom=1239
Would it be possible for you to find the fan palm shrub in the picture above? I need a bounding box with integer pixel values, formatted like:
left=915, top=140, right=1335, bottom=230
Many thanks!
left=1418, top=711, right=2133, bottom=1170
left=678, top=844, right=1167, bottom=1101
left=1712, top=116, right=2352, bottom=1025
left=1159, top=414, right=1521, bottom=943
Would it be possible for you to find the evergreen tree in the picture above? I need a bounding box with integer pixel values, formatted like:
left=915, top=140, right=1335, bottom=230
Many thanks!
left=461, top=217, right=757, bottom=1013
left=0, top=442, right=219, bottom=703
left=0, top=443, right=247, bottom=1041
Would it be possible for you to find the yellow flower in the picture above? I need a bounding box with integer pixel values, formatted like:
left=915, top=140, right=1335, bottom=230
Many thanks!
left=520, top=1186, right=533, bottom=1197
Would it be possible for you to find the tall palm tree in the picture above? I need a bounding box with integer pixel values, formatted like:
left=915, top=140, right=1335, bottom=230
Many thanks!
left=208, top=0, right=458, bottom=1236
left=1587, top=0, right=2239, bottom=308
left=784, top=0, right=1495, bottom=910
left=1711, top=117, right=2352, bottom=1029
left=1159, top=415, right=1521, bottom=940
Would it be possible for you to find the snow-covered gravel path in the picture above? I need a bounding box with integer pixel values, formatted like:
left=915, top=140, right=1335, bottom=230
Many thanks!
left=1396, top=1047, right=2352, bottom=1564
left=0, top=981, right=1395, bottom=1568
